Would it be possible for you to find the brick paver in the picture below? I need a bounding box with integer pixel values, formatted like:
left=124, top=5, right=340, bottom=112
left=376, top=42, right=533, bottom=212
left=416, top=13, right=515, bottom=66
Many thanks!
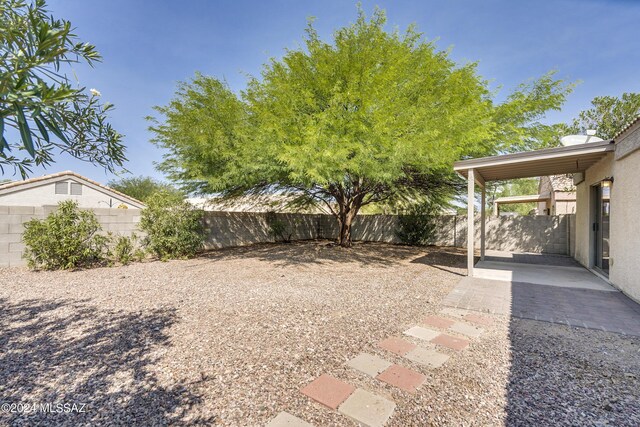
left=267, top=411, right=315, bottom=427
left=338, top=388, right=395, bottom=427
left=301, top=374, right=355, bottom=410
left=431, top=333, right=470, bottom=351
left=422, top=315, right=455, bottom=329
left=377, top=337, right=416, bottom=356
left=403, top=326, right=440, bottom=341
left=376, top=364, right=426, bottom=393
left=404, top=346, right=449, bottom=368
left=347, top=353, right=392, bottom=377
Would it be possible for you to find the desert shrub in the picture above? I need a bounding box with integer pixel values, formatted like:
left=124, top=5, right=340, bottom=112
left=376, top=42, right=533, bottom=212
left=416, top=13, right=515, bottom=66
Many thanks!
left=23, top=200, right=109, bottom=270
left=266, top=211, right=293, bottom=243
left=140, top=191, right=204, bottom=260
left=113, top=233, right=145, bottom=265
left=396, top=199, right=441, bottom=246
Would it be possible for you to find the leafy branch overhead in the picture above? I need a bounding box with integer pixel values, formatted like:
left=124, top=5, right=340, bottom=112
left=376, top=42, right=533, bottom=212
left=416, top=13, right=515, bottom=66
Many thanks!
left=149, top=7, right=573, bottom=247
left=0, top=0, right=125, bottom=177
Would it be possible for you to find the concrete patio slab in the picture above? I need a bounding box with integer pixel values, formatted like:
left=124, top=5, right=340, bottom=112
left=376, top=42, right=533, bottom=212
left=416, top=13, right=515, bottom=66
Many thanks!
left=403, top=326, right=440, bottom=341
left=338, top=388, right=395, bottom=427
left=267, top=412, right=315, bottom=427
left=301, top=374, right=355, bottom=410
left=445, top=276, right=640, bottom=336
left=404, top=346, right=450, bottom=368
left=347, top=353, right=392, bottom=377
left=473, top=261, right=614, bottom=292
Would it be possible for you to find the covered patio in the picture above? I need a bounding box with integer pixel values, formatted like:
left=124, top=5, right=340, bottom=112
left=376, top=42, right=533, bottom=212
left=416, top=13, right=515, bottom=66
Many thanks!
left=453, top=139, right=615, bottom=279
left=445, top=140, right=640, bottom=334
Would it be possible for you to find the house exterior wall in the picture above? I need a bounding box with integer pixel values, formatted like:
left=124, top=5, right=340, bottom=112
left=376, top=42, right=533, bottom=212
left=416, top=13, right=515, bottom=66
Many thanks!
left=574, top=123, right=640, bottom=302
left=609, top=131, right=640, bottom=302
left=0, top=178, right=140, bottom=209
left=574, top=153, right=614, bottom=267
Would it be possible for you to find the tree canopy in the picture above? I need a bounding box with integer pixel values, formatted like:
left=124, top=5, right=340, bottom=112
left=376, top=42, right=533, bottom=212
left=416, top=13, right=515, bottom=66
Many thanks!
left=0, top=0, right=125, bottom=177
left=107, top=176, right=183, bottom=203
left=149, top=8, right=572, bottom=246
left=565, top=92, right=640, bottom=140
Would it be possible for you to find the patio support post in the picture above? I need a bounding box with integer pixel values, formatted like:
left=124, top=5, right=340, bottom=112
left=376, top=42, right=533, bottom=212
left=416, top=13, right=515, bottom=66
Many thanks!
left=481, top=186, right=486, bottom=261
left=467, top=169, right=475, bottom=276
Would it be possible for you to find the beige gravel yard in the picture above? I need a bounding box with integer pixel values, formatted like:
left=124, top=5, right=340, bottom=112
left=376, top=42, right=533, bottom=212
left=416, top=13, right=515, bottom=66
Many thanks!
left=1, top=241, right=639, bottom=426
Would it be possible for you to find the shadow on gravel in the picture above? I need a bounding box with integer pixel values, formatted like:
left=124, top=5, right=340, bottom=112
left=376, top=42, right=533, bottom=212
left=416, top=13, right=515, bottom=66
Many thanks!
left=199, top=240, right=436, bottom=267
left=0, top=298, right=213, bottom=426
left=506, top=302, right=640, bottom=426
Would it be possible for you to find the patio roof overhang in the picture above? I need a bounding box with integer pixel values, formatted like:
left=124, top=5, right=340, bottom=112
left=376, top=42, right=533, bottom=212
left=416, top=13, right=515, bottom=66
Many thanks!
left=453, top=139, right=615, bottom=277
left=453, top=140, right=615, bottom=183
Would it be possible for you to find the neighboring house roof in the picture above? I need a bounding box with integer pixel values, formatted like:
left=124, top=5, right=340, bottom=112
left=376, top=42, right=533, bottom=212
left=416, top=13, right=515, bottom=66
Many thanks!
left=612, top=115, right=640, bottom=140
left=0, top=170, right=146, bottom=208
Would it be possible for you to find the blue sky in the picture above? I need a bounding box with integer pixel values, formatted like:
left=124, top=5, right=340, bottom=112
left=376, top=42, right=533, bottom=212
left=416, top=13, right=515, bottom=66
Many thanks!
left=21, top=0, right=640, bottom=184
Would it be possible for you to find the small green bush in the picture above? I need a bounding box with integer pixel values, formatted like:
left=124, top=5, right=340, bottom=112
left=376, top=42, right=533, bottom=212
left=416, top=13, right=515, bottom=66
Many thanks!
left=113, top=233, right=145, bottom=265
left=140, top=191, right=204, bottom=260
left=23, top=200, right=109, bottom=270
left=395, top=199, right=441, bottom=246
left=266, top=211, right=293, bottom=243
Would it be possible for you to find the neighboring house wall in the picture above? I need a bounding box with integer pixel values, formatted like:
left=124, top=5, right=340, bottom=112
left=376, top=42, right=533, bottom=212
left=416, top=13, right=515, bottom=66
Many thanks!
left=0, top=178, right=140, bottom=209
left=0, top=205, right=141, bottom=267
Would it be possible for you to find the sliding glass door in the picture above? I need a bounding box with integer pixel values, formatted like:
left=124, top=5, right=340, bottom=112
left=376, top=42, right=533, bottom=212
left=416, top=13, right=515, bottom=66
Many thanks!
left=593, top=182, right=610, bottom=276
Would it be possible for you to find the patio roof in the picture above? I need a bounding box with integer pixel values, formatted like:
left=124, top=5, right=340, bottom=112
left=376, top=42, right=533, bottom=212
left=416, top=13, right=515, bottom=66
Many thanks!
left=454, top=140, right=615, bottom=182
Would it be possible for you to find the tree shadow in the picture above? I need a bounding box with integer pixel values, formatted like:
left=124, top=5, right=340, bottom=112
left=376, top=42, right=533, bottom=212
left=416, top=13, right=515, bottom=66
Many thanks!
left=198, top=240, right=430, bottom=267
left=0, top=298, right=214, bottom=426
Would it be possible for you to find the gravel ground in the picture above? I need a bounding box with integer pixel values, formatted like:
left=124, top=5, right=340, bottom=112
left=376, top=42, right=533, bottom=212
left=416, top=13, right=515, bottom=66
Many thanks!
left=0, top=241, right=639, bottom=426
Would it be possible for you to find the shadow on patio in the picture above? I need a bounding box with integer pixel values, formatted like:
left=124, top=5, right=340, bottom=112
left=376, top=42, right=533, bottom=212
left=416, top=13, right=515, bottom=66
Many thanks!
left=0, top=298, right=213, bottom=426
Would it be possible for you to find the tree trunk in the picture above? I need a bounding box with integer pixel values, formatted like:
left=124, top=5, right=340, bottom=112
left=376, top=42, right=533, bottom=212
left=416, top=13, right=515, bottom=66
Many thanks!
left=336, top=202, right=361, bottom=247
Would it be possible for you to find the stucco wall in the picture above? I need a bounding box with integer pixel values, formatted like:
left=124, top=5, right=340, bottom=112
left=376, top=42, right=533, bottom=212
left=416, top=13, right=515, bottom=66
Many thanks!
left=0, top=205, right=141, bottom=267
left=574, top=153, right=614, bottom=267
left=610, top=138, right=640, bottom=301
left=0, top=179, right=140, bottom=209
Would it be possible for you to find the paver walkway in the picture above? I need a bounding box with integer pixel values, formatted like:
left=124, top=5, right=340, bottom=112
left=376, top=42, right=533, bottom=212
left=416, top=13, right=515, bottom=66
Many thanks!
left=273, top=309, right=491, bottom=426
left=444, top=276, right=640, bottom=336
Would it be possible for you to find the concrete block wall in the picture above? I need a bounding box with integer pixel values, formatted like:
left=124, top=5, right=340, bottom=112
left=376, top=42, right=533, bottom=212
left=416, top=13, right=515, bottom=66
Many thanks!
left=0, top=205, right=141, bottom=267
left=1, top=204, right=575, bottom=268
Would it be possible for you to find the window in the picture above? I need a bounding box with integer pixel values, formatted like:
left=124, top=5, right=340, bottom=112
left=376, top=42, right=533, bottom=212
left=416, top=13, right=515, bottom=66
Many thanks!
left=55, top=182, right=68, bottom=194
left=70, top=183, right=83, bottom=195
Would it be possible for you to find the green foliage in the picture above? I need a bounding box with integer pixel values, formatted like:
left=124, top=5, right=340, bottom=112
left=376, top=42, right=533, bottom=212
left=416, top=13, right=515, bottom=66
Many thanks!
left=22, top=200, right=109, bottom=269
left=396, top=199, right=441, bottom=246
left=266, top=211, right=292, bottom=243
left=485, top=178, right=539, bottom=215
left=113, top=233, right=145, bottom=265
left=149, top=7, right=572, bottom=246
left=565, top=93, right=640, bottom=140
left=107, top=176, right=183, bottom=203
left=140, top=191, right=204, bottom=260
left=0, top=0, right=125, bottom=178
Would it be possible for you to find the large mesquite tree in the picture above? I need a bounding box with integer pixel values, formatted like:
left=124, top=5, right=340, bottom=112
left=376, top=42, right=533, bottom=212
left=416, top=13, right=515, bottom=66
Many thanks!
left=150, top=9, right=572, bottom=247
